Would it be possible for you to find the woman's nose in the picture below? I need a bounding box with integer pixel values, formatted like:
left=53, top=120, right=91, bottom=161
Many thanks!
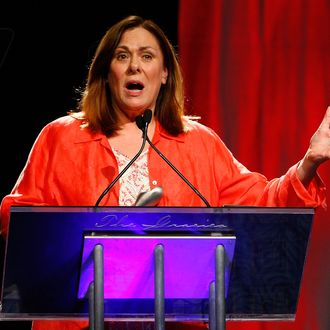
left=129, top=56, right=140, bottom=72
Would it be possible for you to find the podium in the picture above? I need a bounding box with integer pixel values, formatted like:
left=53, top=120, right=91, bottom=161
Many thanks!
left=0, top=206, right=314, bottom=327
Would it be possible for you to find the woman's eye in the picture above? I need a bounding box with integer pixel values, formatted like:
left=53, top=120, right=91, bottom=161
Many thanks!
left=116, top=53, right=128, bottom=60
left=143, top=54, right=153, bottom=61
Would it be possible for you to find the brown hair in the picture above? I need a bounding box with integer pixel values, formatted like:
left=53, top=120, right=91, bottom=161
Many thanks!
left=78, top=15, right=185, bottom=136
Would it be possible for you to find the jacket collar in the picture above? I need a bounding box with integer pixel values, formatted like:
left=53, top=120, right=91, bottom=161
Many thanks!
left=153, top=120, right=186, bottom=144
left=72, top=120, right=111, bottom=149
left=73, top=118, right=186, bottom=146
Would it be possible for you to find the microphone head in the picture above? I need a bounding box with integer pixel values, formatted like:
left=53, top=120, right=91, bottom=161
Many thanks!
left=135, top=114, right=144, bottom=130
left=143, top=109, right=152, bottom=124
left=135, top=109, right=153, bottom=131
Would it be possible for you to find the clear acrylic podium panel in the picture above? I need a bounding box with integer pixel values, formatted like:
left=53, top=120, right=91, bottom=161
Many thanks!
left=0, top=206, right=313, bottom=322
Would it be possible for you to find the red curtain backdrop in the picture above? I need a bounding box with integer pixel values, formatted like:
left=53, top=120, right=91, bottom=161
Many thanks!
left=179, top=0, right=330, bottom=329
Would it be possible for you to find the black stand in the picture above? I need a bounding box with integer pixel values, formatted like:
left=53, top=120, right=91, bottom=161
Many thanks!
left=208, top=245, right=226, bottom=330
left=154, top=244, right=165, bottom=330
left=87, top=241, right=226, bottom=330
left=88, top=244, right=104, bottom=330
left=215, top=245, right=226, bottom=330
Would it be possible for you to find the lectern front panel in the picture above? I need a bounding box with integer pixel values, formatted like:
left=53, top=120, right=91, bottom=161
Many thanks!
left=0, top=206, right=313, bottom=321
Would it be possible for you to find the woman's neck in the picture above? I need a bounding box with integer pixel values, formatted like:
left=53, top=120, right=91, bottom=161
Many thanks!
left=108, top=118, right=156, bottom=159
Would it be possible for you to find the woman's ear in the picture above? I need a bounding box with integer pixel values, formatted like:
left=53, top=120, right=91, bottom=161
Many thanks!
left=161, top=68, right=168, bottom=84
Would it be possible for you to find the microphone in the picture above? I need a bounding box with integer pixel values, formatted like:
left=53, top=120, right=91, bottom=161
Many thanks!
left=94, top=110, right=152, bottom=206
left=135, top=109, right=152, bottom=134
left=136, top=112, right=211, bottom=207
left=134, top=186, right=164, bottom=206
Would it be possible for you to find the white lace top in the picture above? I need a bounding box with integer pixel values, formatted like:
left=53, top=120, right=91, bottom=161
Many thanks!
left=112, top=148, right=151, bottom=206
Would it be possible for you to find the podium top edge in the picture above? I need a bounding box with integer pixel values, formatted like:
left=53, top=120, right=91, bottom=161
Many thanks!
left=10, top=205, right=315, bottom=215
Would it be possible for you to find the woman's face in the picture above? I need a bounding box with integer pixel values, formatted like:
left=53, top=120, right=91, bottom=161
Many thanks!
left=108, top=27, right=168, bottom=120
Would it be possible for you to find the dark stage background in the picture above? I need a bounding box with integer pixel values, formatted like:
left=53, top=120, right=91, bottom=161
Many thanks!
left=0, top=1, right=178, bottom=201
left=1, top=1, right=330, bottom=330
left=0, top=2, right=178, bottom=329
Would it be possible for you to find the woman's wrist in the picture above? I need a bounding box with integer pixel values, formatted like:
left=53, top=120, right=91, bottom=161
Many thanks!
left=297, top=151, right=320, bottom=187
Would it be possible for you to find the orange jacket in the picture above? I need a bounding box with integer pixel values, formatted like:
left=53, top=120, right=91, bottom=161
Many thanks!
left=0, top=115, right=326, bottom=238
left=1, top=115, right=327, bottom=330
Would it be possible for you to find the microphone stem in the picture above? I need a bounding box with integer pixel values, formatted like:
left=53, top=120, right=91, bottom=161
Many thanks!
left=95, top=127, right=148, bottom=207
left=146, top=136, right=211, bottom=207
